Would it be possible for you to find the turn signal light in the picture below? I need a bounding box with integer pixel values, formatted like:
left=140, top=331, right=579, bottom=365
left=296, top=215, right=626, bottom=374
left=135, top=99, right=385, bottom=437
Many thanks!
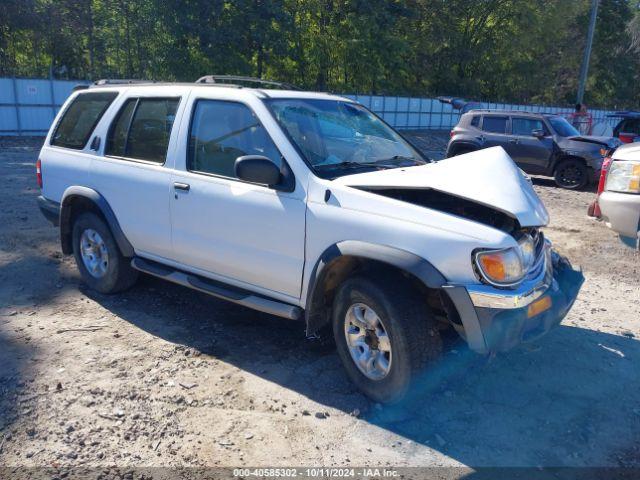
left=475, top=247, right=525, bottom=286
left=478, top=253, right=506, bottom=280
left=527, top=296, right=552, bottom=318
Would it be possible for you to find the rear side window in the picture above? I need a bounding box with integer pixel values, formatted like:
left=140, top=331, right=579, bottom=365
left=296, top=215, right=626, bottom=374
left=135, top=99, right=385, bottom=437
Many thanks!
left=482, top=116, right=508, bottom=134
left=511, top=117, right=545, bottom=136
left=470, top=115, right=480, bottom=127
left=106, top=98, right=180, bottom=163
left=51, top=92, right=118, bottom=149
left=188, top=100, right=281, bottom=179
left=620, top=119, right=640, bottom=134
left=106, top=99, right=136, bottom=157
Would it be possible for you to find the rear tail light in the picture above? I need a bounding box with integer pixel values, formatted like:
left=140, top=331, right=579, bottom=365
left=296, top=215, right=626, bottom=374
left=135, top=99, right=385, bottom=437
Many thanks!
left=619, top=132, right=635, bottom=143
left=450, top=130, right=456, bottom=138
left=596, top=156, right=613, bottom=195
left=36, top=158, right=42, bottom=188
left=590, top=156, right=613, bottom=218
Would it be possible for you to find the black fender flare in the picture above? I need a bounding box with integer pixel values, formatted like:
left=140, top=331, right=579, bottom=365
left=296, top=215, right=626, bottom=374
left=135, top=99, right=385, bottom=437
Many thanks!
left=59, top=186, right=134, bottom=257
left=446, top=141, right=480, bottom=157
left=304, top=240, right=446, bottom=336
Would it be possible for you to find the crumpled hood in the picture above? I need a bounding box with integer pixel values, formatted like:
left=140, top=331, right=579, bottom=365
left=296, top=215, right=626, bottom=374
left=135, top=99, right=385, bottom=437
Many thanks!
left=333, top=146, right=549, bottom=227
left=563, top=135, right=621, bottom=150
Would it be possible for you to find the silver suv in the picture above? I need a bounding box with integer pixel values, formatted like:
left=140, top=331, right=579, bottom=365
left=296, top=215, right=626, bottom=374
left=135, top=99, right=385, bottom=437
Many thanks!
left=447, top=110, right=620, bottom=189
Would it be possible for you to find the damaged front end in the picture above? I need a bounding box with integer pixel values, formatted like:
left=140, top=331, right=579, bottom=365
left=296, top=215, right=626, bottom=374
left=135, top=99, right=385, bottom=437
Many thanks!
left=333, top=149, right=582, bottom=353
left=351, top=183, right=584, bottom=353
left=443, top=246, right=584, bottom=354
left=353, top=187, right=519, bottom=234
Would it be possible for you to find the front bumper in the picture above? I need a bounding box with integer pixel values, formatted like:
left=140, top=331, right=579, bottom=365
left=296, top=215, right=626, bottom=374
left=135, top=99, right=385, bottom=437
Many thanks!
left=598, top=190, right=640, bottom=240
left=443, top=246, right=584, bottom=354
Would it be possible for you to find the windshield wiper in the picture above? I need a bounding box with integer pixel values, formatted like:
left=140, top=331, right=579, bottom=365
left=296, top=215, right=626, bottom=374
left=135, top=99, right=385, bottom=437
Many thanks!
left=315, top=161, right=397, bottom=171
left=375, top=155, right=426, bottom=165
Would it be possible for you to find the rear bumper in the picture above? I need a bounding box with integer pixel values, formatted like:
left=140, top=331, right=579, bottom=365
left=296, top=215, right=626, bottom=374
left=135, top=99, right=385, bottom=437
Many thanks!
left=37, top=195, right=60, bottom=226
left=444, top=248, right=583, bottom=354
left=598, top=190, right=640, bottom=240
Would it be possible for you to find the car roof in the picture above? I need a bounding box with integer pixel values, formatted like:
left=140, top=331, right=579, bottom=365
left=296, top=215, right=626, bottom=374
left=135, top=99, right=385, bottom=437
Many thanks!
left=607, top=111, right=640, bottom=119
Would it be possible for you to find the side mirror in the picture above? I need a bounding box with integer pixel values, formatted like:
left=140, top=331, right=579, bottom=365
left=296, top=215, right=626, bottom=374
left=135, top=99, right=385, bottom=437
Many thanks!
left=532, top=129, right=546, bottom=139
left=235, top=155, right=281, bottom=186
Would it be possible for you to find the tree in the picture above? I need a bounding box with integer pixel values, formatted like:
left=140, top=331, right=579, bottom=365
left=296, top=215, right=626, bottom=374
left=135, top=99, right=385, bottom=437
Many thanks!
left=1, top=0, right=638, bottom=108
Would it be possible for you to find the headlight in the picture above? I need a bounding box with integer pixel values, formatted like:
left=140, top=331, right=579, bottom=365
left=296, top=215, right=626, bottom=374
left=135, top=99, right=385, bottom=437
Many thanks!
left=605, top=160, right=640, bottom=194
left=517, top=234, right=536, bottom=270
left=475, top=247, right=525, bottom=286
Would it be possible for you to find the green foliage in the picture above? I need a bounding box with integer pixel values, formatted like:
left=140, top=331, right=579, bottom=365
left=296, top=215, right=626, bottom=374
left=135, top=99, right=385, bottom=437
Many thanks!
left=0, top=0, right=638, bottom=107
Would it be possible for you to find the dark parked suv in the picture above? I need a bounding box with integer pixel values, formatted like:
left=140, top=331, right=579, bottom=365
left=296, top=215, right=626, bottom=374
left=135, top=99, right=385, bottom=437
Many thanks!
left=447, top=110, right=620, bottom=189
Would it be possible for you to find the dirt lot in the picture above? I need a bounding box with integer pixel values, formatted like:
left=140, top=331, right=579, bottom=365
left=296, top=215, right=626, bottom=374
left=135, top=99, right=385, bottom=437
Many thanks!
left=1, top=136, right=639, bottom=476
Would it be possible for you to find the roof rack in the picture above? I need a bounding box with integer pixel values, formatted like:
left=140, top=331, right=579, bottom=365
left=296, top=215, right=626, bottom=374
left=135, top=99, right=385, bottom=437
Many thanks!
left=467, top=108, right=544, bottom=115
left=466, top=108, right=572, bottom=116
left=92, top=79, right=155, bottom=86
left=195, top=75, right=300, bottom=90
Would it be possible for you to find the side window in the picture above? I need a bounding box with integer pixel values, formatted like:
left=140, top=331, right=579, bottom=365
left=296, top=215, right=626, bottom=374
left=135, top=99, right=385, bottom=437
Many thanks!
left=106, top=99, right=136, bottom=157
left=51, top=92, right=118, bottom=149
left=188, top=100, right=281, bottom=179
left=106, top=97, right=180, bottom=163
left=512, top=118, right=544, bottom=136
left=470, top=115, right=480, bottom=127
left=482, top=116, right=508, bottom=134
left=622, top=119, right=640, bottom=134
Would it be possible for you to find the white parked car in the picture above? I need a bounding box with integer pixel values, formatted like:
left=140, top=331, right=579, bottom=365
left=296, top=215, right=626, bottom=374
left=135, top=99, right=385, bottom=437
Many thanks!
left=37, top=76, right=583, bottom=402
left=598, top=142, right=640, bottom=249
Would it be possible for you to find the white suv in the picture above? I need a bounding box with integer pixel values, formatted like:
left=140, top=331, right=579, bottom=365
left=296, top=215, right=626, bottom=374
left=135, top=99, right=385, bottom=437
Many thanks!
left=37, top=77, right=584, bottom=402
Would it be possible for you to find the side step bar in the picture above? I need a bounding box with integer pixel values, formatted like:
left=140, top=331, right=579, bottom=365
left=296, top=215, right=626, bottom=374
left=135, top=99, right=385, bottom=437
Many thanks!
left=131, top=257, right=302, bottom=320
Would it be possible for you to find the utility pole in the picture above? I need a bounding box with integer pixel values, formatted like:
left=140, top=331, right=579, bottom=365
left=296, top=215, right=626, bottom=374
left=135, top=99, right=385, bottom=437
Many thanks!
left=577, top=0, right=599, bottom=105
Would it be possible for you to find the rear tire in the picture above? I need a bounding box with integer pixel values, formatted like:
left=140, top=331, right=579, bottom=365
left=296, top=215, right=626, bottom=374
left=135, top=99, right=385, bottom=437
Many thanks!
left=72, top=212, right=138, bottom=294
left=332, top=275, right=442, bottom=403
left=554, top=159, right=588, bottom=189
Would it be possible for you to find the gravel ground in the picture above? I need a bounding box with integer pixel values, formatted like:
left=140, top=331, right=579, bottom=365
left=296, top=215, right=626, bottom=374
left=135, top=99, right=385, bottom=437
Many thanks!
left=0, top=136, right=639, bottom=477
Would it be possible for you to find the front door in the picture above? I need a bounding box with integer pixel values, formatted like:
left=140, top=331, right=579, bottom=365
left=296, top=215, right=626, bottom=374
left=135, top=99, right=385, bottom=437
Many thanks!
left=170, top=99, right=306, bottom=300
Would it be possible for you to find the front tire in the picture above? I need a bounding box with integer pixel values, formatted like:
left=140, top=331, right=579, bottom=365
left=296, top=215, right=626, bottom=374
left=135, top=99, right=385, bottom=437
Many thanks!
left=72, top=212, right=138, bottom=294
left=554, top=159, right=588, bottom=189
left=332, top=276, right=442, bottom=403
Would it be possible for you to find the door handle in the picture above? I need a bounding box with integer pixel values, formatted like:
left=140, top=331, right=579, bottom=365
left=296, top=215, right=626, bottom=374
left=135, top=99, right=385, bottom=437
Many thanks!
left=509, top=139, right=519, bottom=144
left=173, top=182, right=190, bottom=191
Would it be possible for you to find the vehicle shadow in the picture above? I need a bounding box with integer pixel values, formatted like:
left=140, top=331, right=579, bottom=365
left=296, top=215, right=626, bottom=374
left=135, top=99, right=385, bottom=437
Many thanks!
left=531, top=176, right=598, bottom=193
left=88, top=274, right=640, bottom=468
left=0, top=326, right=38, bottom=443
left=0, top=249, right=71, bottom=447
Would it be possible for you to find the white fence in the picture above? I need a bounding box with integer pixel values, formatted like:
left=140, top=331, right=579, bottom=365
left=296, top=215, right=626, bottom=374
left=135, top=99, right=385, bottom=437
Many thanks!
left=342, top=94, right=619, bottom=131
left=0, top=77, right=619, bottom=136
left=0, top=78, right=90, bottom=136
